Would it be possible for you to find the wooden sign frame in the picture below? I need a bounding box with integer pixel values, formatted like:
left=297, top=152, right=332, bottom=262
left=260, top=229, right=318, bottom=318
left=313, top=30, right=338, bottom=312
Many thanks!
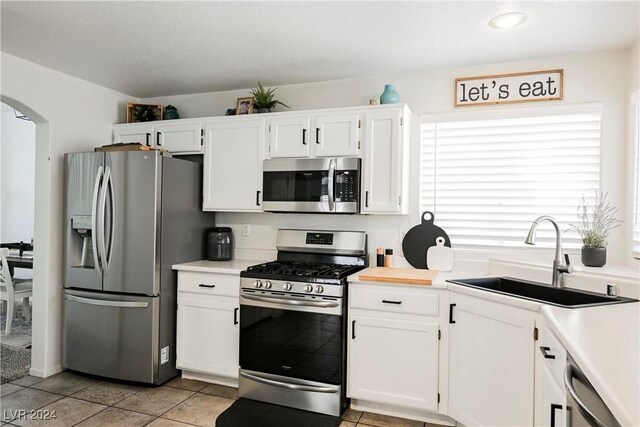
left=453, top=69, right=564, bottom=107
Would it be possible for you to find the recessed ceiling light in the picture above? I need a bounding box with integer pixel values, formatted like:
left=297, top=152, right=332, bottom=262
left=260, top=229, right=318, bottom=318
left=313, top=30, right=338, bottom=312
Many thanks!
left=489, top=12, right=527, bottom=29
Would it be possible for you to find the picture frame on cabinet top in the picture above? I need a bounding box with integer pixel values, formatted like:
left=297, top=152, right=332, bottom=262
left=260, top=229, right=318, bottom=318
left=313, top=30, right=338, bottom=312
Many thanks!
left=236, top=97, right=254, bottom=115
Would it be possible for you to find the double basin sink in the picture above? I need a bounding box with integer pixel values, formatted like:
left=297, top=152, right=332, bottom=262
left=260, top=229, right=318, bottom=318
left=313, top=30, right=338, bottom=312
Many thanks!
left=447, top=277, right=637, bottom=308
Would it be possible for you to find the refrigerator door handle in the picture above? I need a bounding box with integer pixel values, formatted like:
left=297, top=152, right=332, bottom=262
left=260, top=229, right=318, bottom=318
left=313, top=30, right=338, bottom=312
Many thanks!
left=91, top=166, right=104, bottom=276
left=104, top=166, right=115, bottom=274
left=64, top=294, right=149, bottom=308
left=97, top=166, right=109, bottom=276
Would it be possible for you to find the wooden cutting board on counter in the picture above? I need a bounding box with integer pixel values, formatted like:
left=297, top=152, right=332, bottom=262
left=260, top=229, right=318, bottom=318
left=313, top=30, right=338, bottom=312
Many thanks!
left=358, top=267, right=438, bottom=285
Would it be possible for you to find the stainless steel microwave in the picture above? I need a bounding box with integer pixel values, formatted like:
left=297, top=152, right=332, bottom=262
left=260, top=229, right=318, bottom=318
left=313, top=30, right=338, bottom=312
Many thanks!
left=262, top=157, right=361, bottom=213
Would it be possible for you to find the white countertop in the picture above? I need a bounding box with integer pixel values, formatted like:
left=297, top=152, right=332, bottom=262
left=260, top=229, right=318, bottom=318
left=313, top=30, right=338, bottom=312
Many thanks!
left=542, top=303, right=640, bottom=427
left=172, top=259, right=264, bottom=275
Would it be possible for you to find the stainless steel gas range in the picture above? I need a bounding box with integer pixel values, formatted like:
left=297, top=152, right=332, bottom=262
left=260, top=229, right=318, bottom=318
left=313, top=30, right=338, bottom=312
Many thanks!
left=238, top=229, right=368, bottom=416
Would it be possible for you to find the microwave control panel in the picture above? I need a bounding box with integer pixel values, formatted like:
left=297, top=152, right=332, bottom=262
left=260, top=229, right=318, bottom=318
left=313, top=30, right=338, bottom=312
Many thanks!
left=335, top=170, right=359, bottom=202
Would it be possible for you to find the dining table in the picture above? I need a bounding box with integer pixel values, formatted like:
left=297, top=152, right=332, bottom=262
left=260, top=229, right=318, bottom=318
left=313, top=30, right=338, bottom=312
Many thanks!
left=1, top=242, right=34, bottom=277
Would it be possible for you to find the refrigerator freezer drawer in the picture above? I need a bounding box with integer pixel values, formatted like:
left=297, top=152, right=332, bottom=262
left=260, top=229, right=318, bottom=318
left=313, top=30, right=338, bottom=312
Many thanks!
left=62, top=290, right=160, bottom=384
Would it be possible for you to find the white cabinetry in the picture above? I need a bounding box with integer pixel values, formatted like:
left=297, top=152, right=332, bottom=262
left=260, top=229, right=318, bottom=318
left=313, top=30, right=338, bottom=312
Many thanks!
left=268, top=112, right=361, bottom=158
left=203, top=119, right=266, bottom=212
left=113, top=123, right=154, bottom=147
left=348, top=283, right=442, bottom=413
left=176, top=271, right=240, bottom=384
left=268, top=115, right=311, bottom=158
left=113, top=121, right=203, bottom=153
left=448, top=292, right=536, bottom=427
left=313, top=113, right=360, bottom=157
left=539, top=327, right=567, bottom=427
left=361, top=105, right=410, bottom=214
left=155, top=120, right=203, bottom=153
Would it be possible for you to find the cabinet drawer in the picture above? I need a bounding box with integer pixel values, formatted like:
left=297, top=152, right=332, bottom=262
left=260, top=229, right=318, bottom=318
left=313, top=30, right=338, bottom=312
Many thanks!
left=350, top=286, right=439, bottom=316
left=540, top=326, right=567, bottom=386
left=177, top=271, right=239, bottom=297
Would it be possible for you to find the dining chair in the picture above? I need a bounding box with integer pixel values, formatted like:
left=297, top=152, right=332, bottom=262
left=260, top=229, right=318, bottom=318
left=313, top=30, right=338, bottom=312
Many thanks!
left=0, top=248, right=33, bottom=335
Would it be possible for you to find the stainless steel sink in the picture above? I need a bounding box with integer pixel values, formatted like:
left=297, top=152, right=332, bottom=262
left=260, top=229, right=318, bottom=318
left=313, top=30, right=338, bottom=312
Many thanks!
left=446, top=277, right=637, bottom=308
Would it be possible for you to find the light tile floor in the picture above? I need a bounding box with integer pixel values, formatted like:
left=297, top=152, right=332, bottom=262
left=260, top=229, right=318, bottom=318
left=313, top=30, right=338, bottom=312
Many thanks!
left=0, top=372, right=447, bottom=427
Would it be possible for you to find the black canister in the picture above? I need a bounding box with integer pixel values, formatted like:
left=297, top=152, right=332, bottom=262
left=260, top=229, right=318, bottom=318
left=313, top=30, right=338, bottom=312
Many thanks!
left=207, top=227, right=233, bottom=261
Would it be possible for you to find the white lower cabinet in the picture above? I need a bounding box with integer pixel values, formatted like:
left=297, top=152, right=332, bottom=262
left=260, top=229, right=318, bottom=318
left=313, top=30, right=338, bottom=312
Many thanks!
left=539, top=327, right=567, bottom=427
left=448, top=292, right=536, bottom=427
left=176, top=272, right=239, bottom=380
left=347, top=283, right=442, bottom=414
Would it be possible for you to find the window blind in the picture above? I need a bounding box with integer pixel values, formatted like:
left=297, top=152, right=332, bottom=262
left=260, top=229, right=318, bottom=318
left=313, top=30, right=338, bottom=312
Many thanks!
left=632, top=92, right=640, bottom=258
left=421, top=111, right=601, bottom=249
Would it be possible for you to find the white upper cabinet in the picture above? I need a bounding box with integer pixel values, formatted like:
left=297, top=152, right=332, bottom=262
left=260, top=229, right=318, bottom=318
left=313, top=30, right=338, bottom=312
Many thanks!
left=312, top=113, right=360, bottom=157
left=268, top=112, right=361, bottom=158
left=113, top=120, right=203, bottom=154
left=203, top=118, right=266, bottom=212
left=155, top=121, right=203, bottom=153
left=268, top=115, right=311, bottom=158
left=361, top=105, right=410, bottom=214
left=113, top=123, right=154, bottom=147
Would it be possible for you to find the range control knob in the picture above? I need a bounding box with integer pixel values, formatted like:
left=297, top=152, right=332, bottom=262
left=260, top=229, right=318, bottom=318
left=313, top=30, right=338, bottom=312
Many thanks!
left=315, top=285, right=324, bottom=294
left=304, top=284, right=313, bottom=293
left=283, top=282, right=292, bottom=291
left=264, top=281, right=272, bottom=289
left=254, top=280, right=263, bottom=289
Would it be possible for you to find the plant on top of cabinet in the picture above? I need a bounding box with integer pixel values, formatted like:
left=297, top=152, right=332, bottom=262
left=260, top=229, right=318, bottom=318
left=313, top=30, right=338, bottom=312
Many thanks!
left=250, top=81, right=291, bottom=113
left=570, top=191, right=621, bottom=267
left=163, top=105, right=179, bottom=120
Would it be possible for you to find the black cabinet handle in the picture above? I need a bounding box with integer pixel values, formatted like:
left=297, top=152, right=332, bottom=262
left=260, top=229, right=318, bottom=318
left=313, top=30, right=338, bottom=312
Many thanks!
left=365, top=191, right=369, bottom=207
left=316, top=128, right=320, bottom=144
left=449, top=303, right=456, bottom=324
left=256, top=190, right=261, bottom=206
left=540, top=346, right=556, bottom=359
left=145, top=132, right=151, bottom=147
left=234, top=308, right=239, bottom=325
left=302, top=128, right=307, bottom=145
left=156, top=131, right=162, bottom=146
left=382, top=299, right=402, bottom=305
left=352, top=320, right=356, bottom=339
left=550, top=403, right=562, bottom=427
left=198, top=284, right=215, bottom=288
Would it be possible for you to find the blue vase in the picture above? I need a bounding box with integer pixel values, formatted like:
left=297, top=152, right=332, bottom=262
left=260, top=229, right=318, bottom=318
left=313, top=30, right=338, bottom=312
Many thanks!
left=380, top=84, right=400, bottom=104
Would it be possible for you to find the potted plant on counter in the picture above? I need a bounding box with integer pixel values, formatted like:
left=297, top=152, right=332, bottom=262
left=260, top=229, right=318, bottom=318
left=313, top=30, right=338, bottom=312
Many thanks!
left=250, top=81, right=290, bottom=113
left=570, top=191, right=621, bottom=267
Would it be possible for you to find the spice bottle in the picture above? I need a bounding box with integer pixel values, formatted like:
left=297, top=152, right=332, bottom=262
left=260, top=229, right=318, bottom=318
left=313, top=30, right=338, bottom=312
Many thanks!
left=384, top=249, right=393, bottom=267
left=376, top=248, right=385, bottom=267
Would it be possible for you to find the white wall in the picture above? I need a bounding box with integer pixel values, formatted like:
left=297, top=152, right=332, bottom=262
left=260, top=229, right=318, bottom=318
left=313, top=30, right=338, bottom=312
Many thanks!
left=1, top=52, right=137, bottom=377
left=143, top=49, right=638, bottom=268
left=0, top=104, right=36, bottom=279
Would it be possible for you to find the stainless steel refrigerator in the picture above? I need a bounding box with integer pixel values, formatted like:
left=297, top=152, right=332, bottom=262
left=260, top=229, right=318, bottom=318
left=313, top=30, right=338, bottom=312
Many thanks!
left=62, top=150, right=213, bottom=385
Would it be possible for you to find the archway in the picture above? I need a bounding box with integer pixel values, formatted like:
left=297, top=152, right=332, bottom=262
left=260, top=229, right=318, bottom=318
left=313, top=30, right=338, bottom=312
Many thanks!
left=1, top=95, right=52, bottom=378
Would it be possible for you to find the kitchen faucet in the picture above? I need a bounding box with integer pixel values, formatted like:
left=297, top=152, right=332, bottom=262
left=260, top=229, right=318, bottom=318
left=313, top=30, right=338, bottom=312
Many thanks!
left=524, top=215, right=573, bottom=288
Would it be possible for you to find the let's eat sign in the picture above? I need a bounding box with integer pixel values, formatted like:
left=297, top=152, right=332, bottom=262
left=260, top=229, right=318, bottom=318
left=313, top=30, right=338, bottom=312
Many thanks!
left=455, top=69, right=563, bottom=107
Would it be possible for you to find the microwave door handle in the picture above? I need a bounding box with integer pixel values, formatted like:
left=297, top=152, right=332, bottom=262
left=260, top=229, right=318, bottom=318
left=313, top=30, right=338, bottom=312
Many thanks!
left=327, top=158, right=336, bottom=212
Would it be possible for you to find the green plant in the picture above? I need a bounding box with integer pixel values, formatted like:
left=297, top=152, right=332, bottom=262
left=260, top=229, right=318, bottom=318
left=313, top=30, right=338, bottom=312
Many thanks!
left=165, top=105, right=177, bottom=111
left=570, top=191, right=621, bottom=248
left=250, top=82, right=290, bottom=111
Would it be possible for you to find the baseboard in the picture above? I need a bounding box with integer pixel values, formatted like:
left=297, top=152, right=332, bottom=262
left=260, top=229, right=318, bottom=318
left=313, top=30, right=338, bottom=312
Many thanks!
left=29, top=364, right=62, bottom=378
left=351, top=399, right=457, bottom=426
left=181, top=370, right=238, bottom=387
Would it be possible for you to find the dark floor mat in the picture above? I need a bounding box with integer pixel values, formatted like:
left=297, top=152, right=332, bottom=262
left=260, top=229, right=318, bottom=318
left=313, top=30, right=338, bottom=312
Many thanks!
left=216, top=398, right=342, bottom=427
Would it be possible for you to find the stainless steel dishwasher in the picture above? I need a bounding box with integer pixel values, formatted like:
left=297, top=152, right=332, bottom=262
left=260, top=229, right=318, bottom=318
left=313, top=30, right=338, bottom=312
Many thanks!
left=564, top=355, right=620, bottom=427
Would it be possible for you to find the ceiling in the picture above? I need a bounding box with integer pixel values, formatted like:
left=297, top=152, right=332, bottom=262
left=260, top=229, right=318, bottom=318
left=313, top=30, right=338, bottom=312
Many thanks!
left=1, top=1, right=638, bottom=98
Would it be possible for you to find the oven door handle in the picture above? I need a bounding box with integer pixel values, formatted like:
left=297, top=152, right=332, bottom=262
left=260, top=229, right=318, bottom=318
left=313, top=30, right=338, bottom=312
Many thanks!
left=241, top=292, right=339, bottom=308
left=240, top=371, right=339, bottom=394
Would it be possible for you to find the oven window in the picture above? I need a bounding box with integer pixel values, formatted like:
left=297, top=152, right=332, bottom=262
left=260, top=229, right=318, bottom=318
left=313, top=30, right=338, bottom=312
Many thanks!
left=263, top=171, right=328, bottom=202
left=240, top=305, right=343, bottom=384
